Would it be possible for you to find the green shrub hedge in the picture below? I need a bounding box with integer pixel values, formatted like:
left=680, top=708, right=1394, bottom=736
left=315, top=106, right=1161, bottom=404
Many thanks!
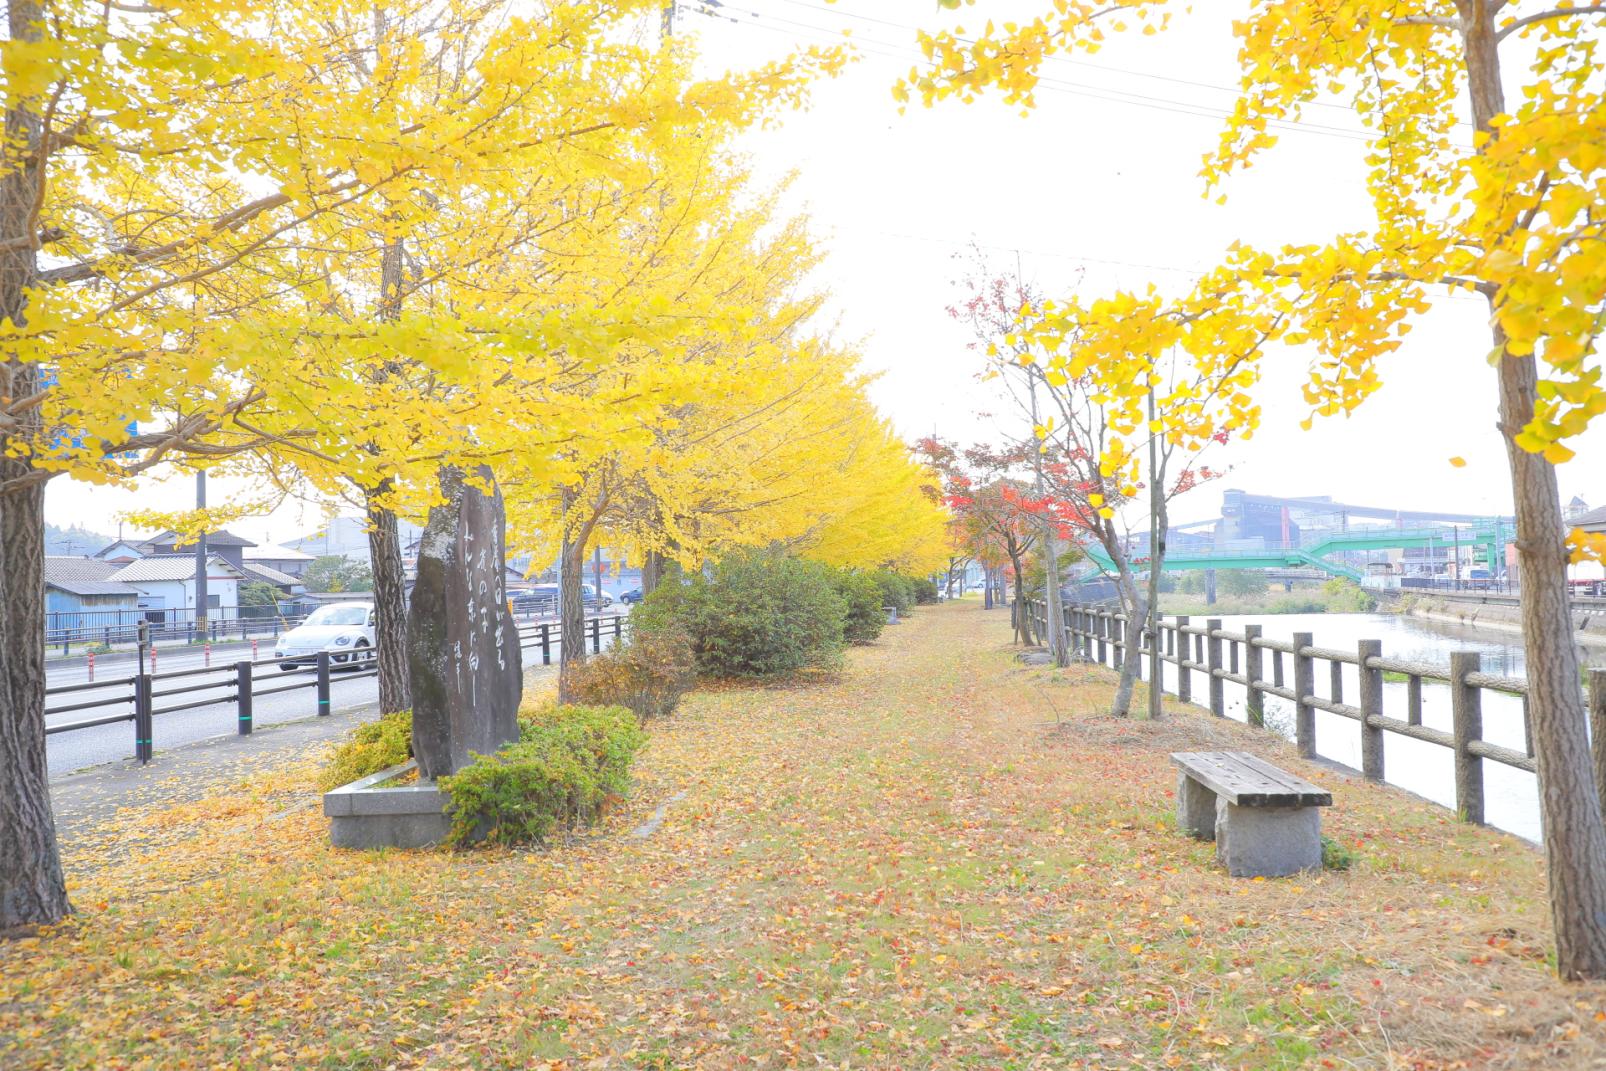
left=634, top=549, right=848, bottom=678
left=439, top=704, right=647, bottom=848
left=872, top=570, right=917, bottom=614
left=319, top=709, right=412, bottom=791
left=912, top=577, right=940, bottom=604
left=833, top=570, right=886, bottom=645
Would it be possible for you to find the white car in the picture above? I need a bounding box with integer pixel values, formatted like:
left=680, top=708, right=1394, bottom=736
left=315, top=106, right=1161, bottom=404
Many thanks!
left=275, top=602, right=376, bottom=670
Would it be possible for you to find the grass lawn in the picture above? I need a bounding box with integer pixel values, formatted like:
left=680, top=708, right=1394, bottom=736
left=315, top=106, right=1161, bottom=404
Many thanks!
left=5, top=600, right=1605, bottom=1069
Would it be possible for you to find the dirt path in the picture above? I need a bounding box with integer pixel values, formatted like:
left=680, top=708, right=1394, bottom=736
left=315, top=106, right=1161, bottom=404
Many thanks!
left=3, top=601, right=1602, bottom=1070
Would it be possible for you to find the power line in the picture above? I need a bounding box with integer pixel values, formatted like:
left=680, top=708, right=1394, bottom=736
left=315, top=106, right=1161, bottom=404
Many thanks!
left=688, top=2, right=1383, bottom=144
left=767, top=0, right=1364, bottom=115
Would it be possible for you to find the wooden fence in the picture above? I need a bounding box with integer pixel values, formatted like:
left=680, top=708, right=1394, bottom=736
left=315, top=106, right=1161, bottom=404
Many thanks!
left=1030, top=599, right=1606, bottom=827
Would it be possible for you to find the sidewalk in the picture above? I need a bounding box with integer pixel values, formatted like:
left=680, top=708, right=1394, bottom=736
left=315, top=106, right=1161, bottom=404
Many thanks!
left=49, top=701, right=377, bottom=843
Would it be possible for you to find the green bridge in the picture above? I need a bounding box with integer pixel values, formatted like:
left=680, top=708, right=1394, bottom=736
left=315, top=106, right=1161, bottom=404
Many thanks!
left=1080, top=522, right=1512, bottom=582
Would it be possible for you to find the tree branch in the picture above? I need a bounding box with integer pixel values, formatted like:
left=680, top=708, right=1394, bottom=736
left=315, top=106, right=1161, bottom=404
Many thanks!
left=1497, top=4, right=1606, bottom=40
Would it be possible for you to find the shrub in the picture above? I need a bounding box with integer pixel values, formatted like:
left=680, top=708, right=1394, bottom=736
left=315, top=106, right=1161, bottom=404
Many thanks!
left=833, top=570, right=886, bottom=645
left=912, top=577, right=940, bottom=604
left=1218, top=569, right=1268, bottom=598
left=439, top=703, right=647, bottom=848
left=319, top=709, right=412, bottom=791
left=633, top=548, right=847, bottom=678
left=872, top=570, right=917, bottom=614
left=564, top=629, right=696, bottom=721
left=1322, top=577, right=1377, bottom=613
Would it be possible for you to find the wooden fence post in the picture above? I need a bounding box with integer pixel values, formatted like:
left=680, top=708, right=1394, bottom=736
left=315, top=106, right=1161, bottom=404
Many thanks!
left=1206, top=618, right=1223, bottom=717
left=1244, top=624, right=1263, bottom=728
left=1175, top=616, right=1191, bottom=705
left=1096, top=611, right=1108, bottom=666
left=1292, top=631, right=1315, bottom=758
left=1451, top=651, right=1484, bottom=825
left=1358, top=639, right=1383, bottom=782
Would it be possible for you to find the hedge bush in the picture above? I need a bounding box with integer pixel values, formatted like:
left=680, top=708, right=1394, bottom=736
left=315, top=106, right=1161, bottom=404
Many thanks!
left=439, top=704, right=647, bottom=848
left=833, top=570, right=886, bottom=645
left=564, top=629, right=696, bottom=721
left=872, top=570, right=917, bottom=614
left=912, top=577, right=940, bottom=605
left=634, top=548, right=847, bottom=678
left=318, top=709, right=412, bottom=791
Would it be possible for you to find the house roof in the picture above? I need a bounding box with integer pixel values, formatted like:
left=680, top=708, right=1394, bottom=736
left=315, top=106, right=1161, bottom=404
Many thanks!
left=93, top=539, right=148, bottom=560
left=108, top=554, right=246, bottom=582
left=43, top=558, right=139, bottom=597
left=1573, top=504, right=1606, bottom=531
left=244, top=543, right=314, bottom=562
left=242, top=562, right=301, bottom=587
left=141, top=529, right=258, bottom=550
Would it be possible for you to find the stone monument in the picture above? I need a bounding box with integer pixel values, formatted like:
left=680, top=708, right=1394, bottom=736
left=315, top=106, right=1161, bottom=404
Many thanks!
left=325, top=466, right=524, bottom=848
left=408, top=465, right=523, bottom=778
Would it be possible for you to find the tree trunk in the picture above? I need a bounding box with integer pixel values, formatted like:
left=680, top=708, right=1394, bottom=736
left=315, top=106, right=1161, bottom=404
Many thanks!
left=556, top=532, right=587, bottom=701
left=1007, top=548, right=1030, bottom=645
left=363, top=490, right=411, bottom=714
left=1493, top=324, right=1606, bottom=979
left=0, top=0, right=72, bottom=932
left=641, top=550, right=664, bottom=596
left=1109, top=565, right=1143, bottom=719
left=1461, top=1, right=1606, bottom=979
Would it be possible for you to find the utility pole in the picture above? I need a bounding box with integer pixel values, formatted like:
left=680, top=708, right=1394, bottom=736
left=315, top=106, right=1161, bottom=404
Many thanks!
left=594, top=543, right=603, bottom=610
left=194, top=470, right=209, bottom=642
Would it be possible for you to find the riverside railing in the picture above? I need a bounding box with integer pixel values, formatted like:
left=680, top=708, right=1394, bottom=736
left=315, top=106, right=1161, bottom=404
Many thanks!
left=45, top=613, right=630, bottom=765
left=1030, top=598, right=1606, bottom=827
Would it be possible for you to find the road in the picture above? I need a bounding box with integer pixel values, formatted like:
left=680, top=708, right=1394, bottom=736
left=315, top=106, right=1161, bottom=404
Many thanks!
left=45, top=615, right=627, bottom=778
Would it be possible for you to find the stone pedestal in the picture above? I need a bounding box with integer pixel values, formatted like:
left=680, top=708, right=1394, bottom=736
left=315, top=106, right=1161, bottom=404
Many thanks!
left=1176, top=770, right=1218, bottom=839
left=323, top=762, right=451, bottom=849
left=1214, top=798, right=1322, bottom=877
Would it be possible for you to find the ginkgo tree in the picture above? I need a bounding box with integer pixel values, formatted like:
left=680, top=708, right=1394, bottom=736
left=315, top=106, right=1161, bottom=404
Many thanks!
left=907, top=0, right=1606, bottom=979
left=0, top=0, right=842, bottom=932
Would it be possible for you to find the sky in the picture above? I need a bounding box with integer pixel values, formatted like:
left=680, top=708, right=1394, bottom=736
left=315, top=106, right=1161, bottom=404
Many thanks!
left=41, top=0, right=1605, bottom=545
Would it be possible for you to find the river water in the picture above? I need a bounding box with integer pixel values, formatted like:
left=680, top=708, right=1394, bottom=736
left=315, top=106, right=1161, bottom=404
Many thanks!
left=1145, top=611, right=1606, bottom=843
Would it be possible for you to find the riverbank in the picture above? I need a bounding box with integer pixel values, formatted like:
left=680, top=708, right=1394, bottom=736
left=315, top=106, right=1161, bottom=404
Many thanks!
left=1393, top=591, right=1606, bottom=649
left=4, top=600, right=1603, bottom=1069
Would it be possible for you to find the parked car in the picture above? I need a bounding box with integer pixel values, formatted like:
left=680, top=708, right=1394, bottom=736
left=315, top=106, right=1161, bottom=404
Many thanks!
left=512, top=585, right=559, bottom=616
left=618, top=587, right=644, bottom=604
left=274, top=602, right=375, bottom=669
left=511, top=583, right=612, bottom=614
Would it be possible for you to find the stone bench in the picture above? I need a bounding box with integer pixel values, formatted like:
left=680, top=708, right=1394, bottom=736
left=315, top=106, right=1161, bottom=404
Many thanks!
left=1171, top=750, right=1332, bottom=877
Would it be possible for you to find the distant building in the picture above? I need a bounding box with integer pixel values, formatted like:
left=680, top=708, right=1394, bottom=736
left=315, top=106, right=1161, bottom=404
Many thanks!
left=244, top=542, right=315, bottom=578
left=107, top=554, right=245, bottom=623
left=42, top=558, right=141, bottom=635
left=93, top=539, right=149, bottom=566
left=138, top=529, right=256, bottom=570
left=286, top=516, right=422, bottom=563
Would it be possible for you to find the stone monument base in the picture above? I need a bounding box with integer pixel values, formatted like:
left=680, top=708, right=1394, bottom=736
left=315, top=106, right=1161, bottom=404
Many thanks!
left=323, top=761, right=452, bottom=849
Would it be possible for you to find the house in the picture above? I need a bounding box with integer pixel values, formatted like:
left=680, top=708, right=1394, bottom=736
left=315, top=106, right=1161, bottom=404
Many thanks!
left=108, top=554, right=246, bottom=624
left=42, top=557, right=142, bottom=637
left=138, top=529, right=256, bottom=570
left=244, top=542, right=315, bottom=578
left=240, top=561, right=305, bottom=597
left=93, top=539, right=149, bottom=566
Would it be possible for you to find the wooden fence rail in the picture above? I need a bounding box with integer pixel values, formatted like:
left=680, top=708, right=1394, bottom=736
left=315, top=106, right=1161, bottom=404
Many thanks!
left=1030, top=599, right=1606, bottom=827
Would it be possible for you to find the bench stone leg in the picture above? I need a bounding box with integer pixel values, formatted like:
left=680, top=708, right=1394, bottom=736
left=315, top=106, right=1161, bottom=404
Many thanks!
left=1176, top=772, right=1218, bottom=840
left=1214, top=799, right=1321, bottom=878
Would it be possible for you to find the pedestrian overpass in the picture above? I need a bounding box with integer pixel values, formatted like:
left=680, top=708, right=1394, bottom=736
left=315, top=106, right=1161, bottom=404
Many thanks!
left=1079, top=522, right=1512, bottom=583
